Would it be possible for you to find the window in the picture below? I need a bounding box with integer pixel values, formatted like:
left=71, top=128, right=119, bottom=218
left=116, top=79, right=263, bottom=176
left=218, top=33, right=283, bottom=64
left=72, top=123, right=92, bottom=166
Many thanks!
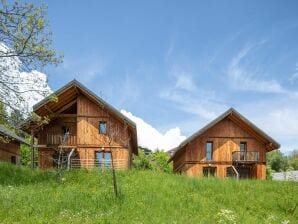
left=203, top=167, right=216, bottom=177
left=11, top=156, right=16, bottom=164
left=95, top=151, right=112, bottom=168
left=240, top=142, right=247, bottom=161
left=62, top=126, right=70, bottom=135
left=206, top=141, right=213, bottom=161
left=99, top=121, right=107, bottom=134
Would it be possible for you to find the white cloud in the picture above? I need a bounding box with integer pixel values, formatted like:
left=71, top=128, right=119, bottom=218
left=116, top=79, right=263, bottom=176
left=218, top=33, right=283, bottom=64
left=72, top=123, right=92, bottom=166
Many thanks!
left=228, top=43, right=286, bottom=94
left=174, top=72, right=197, bottom=92
left=0, top=43, right=52, bottom=114
left=160, top=66, right=227, bottom=120
left=160, top=89, right=224, bottom=120
left=121, top=109, right=186, bottom=151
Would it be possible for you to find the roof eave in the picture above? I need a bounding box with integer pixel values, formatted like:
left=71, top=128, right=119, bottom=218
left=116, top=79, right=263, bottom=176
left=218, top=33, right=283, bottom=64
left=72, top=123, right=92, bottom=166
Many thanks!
left=32, top=79, right=137, bottom=129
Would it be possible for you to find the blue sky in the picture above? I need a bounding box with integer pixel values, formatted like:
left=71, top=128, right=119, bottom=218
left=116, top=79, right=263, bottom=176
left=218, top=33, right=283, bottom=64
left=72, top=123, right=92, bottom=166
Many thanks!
left=37, top=0, right=298, bottom=152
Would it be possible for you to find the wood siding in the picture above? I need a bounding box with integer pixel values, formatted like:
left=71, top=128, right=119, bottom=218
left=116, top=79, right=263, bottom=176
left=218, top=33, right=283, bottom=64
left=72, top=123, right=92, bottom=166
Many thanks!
left=76, top=95, right=130, bottom=148
left=38, top=116, right=77, bottom=146
left=173, top=117, right=267, bottom=179
left=0, top=140, right=21, bottom=164
left=36, top=94, right=134, bottom=169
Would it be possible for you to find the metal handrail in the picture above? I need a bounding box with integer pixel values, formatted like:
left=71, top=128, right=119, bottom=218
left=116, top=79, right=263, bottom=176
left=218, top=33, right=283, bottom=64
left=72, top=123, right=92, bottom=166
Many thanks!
left=70, top=158, right=127, bottom=170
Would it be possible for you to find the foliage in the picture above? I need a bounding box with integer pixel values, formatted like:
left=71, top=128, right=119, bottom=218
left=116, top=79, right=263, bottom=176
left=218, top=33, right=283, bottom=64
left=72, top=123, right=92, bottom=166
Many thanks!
left=0, top=101, right=9, bottom=126
left=132, top=149, right=172, bottom=173
left=132, top=149, right=152, bottom=170
left=0, top=162, right=297, bottom=223
left=288, top=150, right=298, bottom=170
left=0, top=0, right=62, bottom=114
left=20, top=139, right=37, bottom=167
left=267, top=150, right=298, bottom=172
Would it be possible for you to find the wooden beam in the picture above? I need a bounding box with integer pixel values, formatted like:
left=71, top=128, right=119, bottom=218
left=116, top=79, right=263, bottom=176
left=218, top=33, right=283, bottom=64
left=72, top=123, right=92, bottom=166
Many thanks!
left=228, top=115, right=267, bottom=145
left=51, top=114, right=77, bottom=118
left=44, top=105, right=54, bottom=114
left=30, top=128, right=35, bottom=169
left=52, top=99, right=77, bottom=116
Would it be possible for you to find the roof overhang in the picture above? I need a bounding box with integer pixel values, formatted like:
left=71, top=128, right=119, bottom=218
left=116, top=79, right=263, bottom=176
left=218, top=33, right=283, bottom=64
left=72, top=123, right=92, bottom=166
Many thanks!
left=0, top=125, right=29, bottom=145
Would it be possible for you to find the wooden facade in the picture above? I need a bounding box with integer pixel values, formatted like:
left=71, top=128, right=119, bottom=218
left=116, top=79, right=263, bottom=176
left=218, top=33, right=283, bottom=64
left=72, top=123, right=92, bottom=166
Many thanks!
left=22, top=80, right=138, bottom=170
left=0, top=125, right=28, bottom=165
left=168, top=108, right=280, bottom=180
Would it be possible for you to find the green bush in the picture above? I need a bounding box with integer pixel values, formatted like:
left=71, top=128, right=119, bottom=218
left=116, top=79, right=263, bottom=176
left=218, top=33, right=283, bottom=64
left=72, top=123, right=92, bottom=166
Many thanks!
left=132, top=149, right=172, bottom=173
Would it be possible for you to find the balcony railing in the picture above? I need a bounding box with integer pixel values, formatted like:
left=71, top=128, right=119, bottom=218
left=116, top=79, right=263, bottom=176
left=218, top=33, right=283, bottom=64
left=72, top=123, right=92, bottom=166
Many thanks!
left=232, top=151, right=259, bottom=162
left=46, top=134, right=77, bottom=146
left=70, top=159, right=127, bottom=170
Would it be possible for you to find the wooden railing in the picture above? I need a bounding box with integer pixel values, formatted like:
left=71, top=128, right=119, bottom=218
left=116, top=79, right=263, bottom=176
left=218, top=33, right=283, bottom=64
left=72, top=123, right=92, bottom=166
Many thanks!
left=46, top=134, right=77, bottom=146
left=70, top=159, right=127, bottom=170
left=232, top=151, right=259, bottom=162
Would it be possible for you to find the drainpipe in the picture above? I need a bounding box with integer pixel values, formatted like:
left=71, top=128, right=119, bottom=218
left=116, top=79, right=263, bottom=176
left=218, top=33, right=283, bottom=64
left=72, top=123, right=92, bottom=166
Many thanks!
left=67, top=148, right=75, bottom=170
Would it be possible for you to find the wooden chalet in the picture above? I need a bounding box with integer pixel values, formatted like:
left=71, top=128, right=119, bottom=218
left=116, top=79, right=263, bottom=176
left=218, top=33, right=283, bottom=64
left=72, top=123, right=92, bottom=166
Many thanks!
left=0, top=124, right=28, bottom=165
left=168, top=108, right=280, bottom=179
left=22, top=80, right=138, bottom=170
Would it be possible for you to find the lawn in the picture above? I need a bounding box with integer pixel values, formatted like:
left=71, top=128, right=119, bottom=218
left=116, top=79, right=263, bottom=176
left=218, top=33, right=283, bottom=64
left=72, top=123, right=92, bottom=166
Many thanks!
left=0, top=163, right=297, bottom=224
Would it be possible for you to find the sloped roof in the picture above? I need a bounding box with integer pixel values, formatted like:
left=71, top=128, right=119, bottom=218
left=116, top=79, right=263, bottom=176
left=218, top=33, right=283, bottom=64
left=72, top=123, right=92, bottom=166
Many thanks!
left=33, top=79, right=137, bottom=128
left=0, top=124, right=29, bottom=145
left=168, top=108, right=280, bottom=162
left=22, top=79, right=138, bottom=153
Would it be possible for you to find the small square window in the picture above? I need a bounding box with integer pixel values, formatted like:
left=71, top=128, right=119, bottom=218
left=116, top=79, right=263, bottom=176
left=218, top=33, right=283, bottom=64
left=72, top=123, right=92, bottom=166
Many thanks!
left=99, top=121, right=107, bottom=134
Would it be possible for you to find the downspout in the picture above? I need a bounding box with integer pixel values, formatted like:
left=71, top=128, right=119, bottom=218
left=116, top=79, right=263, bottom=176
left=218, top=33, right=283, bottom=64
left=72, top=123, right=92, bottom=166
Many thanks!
left=67, top=148, right=75, bottom=170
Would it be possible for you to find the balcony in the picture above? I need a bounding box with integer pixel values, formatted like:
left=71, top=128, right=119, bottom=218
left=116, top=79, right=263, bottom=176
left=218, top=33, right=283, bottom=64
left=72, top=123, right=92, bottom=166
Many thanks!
left=46, top=134, right=77, bottom=146
left=232, top=151, right=259, bottom=163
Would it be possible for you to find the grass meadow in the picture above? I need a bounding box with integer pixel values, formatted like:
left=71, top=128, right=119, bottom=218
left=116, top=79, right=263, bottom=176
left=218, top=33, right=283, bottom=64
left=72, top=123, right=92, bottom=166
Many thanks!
left=0, top=163, right=297, bottom=223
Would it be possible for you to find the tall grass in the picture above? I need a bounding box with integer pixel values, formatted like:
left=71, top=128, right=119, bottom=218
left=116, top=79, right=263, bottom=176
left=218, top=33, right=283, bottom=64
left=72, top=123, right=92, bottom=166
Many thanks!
left=0, top=162, right=297, bottom=223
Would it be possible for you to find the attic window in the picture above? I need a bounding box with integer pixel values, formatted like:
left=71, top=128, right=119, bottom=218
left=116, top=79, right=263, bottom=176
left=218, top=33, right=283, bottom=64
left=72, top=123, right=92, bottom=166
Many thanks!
left=99, top=121, right=107, bottom=134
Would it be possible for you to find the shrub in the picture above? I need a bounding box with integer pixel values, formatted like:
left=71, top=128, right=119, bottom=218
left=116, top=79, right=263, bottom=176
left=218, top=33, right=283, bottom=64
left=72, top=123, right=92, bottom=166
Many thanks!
left=132, top=149, right=172, bottom=173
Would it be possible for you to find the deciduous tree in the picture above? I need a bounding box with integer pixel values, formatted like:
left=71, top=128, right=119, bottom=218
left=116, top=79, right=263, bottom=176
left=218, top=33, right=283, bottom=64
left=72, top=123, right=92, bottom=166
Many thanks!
left=0, top=0, right=62, bottom=114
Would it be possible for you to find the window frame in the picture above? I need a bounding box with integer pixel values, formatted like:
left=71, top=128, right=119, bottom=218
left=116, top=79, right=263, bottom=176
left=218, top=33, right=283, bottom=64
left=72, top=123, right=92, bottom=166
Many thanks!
left=203, top=167, right=216, bottom=177
left=99, top=121, right=107, bottom=134
left=95, top=151, right=112, bottom=168
left=240, top=142, right=247, bottom=161
left=206, top=141, right=213, bottom=161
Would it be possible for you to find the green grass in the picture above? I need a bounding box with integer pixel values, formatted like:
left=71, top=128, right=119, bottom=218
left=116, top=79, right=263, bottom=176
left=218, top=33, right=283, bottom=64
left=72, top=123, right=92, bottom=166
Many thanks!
left=0, top=163, right=297, bottom=224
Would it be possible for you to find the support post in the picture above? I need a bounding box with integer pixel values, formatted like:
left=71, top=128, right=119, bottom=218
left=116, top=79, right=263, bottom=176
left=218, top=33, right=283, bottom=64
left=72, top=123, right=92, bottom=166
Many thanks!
left=67, top=148, right=75, bottom=170
left=30, top=128, right=35, bottom=169
left=110, top=149, right=118, bottom=197
left=231, top=165, right=239, bottom=180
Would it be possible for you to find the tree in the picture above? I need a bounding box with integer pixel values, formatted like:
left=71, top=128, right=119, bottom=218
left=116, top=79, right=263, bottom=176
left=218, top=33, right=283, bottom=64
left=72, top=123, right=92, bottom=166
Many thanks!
left=288, top=149, right=298, bottom=170
left=0, top=0, right=62, bottom=114
left=0, top=101, right=9, bottom=126
left=267, top=150, right=288, bottom=172
left=133, top=148, right=172, bottom=173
